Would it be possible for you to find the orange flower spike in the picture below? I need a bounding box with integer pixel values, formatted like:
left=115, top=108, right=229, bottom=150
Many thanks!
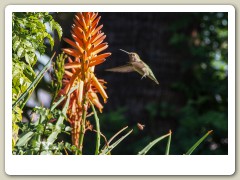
left=89, top=59, right=106, bottom=67
left=89, top=53, right=111, bottom=67
left=85, top=13, right=90, bottom=27
left=89, top=91, right=103, bottom=113
left=72, top=26, right=84, bottom=40
left=91, top=12, right=99, bottom=22
left=77, top=80, right=84, bottom=107
left=85, top=37, right=91, bottom=50
left=93, top=35, right=106, bottom=47
left=86, top=44, right=94, bottom=57
left=72, top=98, right=77, bottom=114
left=62, top=83, right=71, bottom=96
left=64, top=70, right=73, bottom=77
left=91, top=74, right=108, bottom=103
left=75, top=13, right=84, bottom=28
left=92, top=43, right=108, bottom=56
left=79, top=13, right=87, bottom=30
left=80, top=51, right=87, bottom=79
left=65, top=68, right=82, bottom=94
left=85, top=29, right=91, bottom=41
left=91, top=53, right=111, bottom=62
left=91, top=32, right=105, bottom=44
left=81, top=32, right=88, bottom=45
left=91, top=16, right=101, bottom=32
left=88, top=12, right=93, bottom=20
left=64, top=62, right=81, bottom=69
left=72, top=34, right=84, bottom=48
left=63, top=38, right=78, bottom=49
left=82, top=50, right=87, bottom=63
left=75, top=41, right=85, bottom=54
left=75, top=57, right=80, bottom=62
left=73, top=19, right=83, bottom=31
left=62, top=48, right=80, bottom=57
left=92, top=24, right=103, bottom=36
left=62, top=79, right=69, bottom=85
left=68, top=57, right=77, bottom=73
left=59, top=12, right=111, bottom=148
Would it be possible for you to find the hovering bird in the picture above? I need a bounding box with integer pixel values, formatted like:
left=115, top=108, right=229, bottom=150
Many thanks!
left=106, top=49, right=159, bottom=84
left=137, top=123, right=145, bottom=131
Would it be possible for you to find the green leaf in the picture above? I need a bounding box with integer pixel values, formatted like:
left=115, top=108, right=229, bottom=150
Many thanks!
left=12, top=53, right=55, bottom=109
left=165, top=130, right=172, bottom=155
left=100, top=127, right=133, bottom=155
left=185, top=130, right=213, bottom=155
left=24, top=51, right=37, bottom=68
left=47, top=85, right=75, bottom=144
left=52, top=20, right=63, bottom=39
left=47, top=132, right=58, bottom=144
left=13, top=40, right=20, bottom=51
left=90, top=101, right=101, bottom=155
left=17, top=47, right=24, bottom=58
left=65, top=126, right=72, bottom=132
left=46, top=34, right=54, bottom=50
left=40, top=151, right=52, bottom=155
left=50, top=85, right=78, bottom=111
left=138, top=132, right=171, bottom=155
left=12, top=34, right=19, bottom=45
left=22, top=39, right=32, bottom=47
left=24, top=53, right=31, bottom=65
left=16, top=131, right=34, bottom=146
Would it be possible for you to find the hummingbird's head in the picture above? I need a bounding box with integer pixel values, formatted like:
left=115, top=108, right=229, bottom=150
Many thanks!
left=119, top=49, right=141, bottom=62
left=129, top=53, right=140, bottom=62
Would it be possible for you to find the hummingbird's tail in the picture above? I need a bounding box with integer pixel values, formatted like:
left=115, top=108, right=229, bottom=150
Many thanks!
left=154, top=79, right=160, bottom=85
left=148, top=74, right=159, bottom=85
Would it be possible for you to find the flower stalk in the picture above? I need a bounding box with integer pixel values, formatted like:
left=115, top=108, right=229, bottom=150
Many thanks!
left=58, top=12, right=111, bottom=154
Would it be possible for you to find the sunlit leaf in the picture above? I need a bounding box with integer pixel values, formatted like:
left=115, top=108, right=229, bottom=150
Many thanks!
left=185, top=130, right=213, bottom=155
left=16, top=131, right=34, bottom=146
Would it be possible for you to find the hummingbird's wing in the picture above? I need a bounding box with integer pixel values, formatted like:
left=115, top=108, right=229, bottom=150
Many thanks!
left=105, top=64, right=134, bottom=73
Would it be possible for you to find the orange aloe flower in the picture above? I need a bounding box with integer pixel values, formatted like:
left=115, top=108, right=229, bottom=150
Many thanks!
left=59, top=12, right=111, bottom=148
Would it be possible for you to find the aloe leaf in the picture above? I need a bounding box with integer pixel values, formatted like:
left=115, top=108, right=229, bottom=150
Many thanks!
left=165, top=130, right=172, bottom=155
left=107, top=126, right=128, bottom=145
left=89, top=101, right=101, bottom=155
left=185, top=130, right=213, bottom=155
left=100, top=128, right=133, bottom=155
left=138, top=132, right=171, bottom=155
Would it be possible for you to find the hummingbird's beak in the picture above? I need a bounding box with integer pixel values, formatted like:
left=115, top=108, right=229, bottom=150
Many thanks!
left=119, top=49, right=130, bottom=54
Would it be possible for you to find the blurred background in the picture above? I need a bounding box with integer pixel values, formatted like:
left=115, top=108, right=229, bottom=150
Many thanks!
left=23, top=12, right=228, bottom=155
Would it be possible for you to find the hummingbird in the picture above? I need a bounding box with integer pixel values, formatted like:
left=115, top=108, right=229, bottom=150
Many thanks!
left=106, top=49, right=159, bottom=84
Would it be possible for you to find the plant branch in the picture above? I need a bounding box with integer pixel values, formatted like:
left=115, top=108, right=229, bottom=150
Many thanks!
left=78, top=95, right=88, bottom=155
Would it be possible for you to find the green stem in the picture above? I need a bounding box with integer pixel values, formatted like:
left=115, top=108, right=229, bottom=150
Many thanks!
left=78, top=96, right=88, bottom=155
left=37, top=115, right=44, bottom=154
left=38, top=118, right=49, bottom=155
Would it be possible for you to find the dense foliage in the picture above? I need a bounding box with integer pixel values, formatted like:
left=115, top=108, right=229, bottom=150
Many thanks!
left=12, top=12, right=62, bottom=147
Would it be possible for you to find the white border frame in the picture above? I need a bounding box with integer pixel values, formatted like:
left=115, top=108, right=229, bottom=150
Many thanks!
left=5, top=5, right=235, bottom=175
